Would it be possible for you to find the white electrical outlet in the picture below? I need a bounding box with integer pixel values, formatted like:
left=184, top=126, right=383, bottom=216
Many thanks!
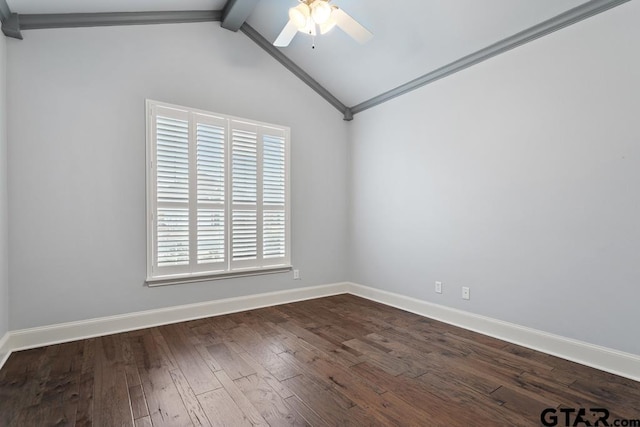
left=462, top=287, right=470, bottom=300
left=435, top=281, right=442, bottom=294
left=293, top=269, right=300, bottom=280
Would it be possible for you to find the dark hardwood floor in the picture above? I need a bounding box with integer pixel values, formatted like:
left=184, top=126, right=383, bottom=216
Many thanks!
left=1, top=294, right=638, bottom=426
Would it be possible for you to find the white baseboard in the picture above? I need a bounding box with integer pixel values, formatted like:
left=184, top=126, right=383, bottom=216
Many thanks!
left=0, top=332, right=10, bottom=370
left=1, top=282, right=349, bottom=368
left=347, top=282, right=640, bottom=382
left=1, top=281, right=638, bottom=383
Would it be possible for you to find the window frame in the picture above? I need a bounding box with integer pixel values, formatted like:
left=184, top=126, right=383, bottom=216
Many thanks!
left=145, top=100, right=291, bottom=286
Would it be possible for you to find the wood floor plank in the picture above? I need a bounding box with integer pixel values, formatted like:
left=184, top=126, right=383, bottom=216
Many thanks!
left=92, top=335, right=134, bottom=427
left=283, top=395, right=328, bottom=426
left=251, top=306, right=291, bottom=325
left=214, top=370, right=269, bottom=426
left=365, top=332, right=440, bottom=378
left=132, top=332, right=193, bottom=426
left=134, top=416, right=153, bottom=427
left=343, top=338, right=415, bottom=376
left=198, top=388, right=252, bottom=427
left=0, top=347, right=49, bottom=426
left=548, top=356, right=640, bottom=388
left=304, top=299, right=379, bottom=338
left=237, top=351, right=297, bottom=398
left=169, top=368, right=212, bottom=426
left=419, top=351, right=504, bottom=395
left=227, top=323, right=281, bottom=356
left=274, top=304, right=320, bottom=328
left=379, top=324, right=468, bottom=359
left=444, top=332, right=555, bottom=376
left=121, top=333, right=142, bottom=388
left=75, top=338, right=96, bottom=427
left=282, top=374, right=377, bottom=426
left=491, top=384, right=556, bottom=420
left=568, top=378, right=640, bottom=414
left=285, top=348, right=434, bottom=426
left=206, top=342, right=256, bottom=380
left=516, top=372, right=631, bottom=420
left=282, top=372, right=356, bottom=412
left=243, top=342, right=299, bottom=382
left=160, top=323, right=222, bottom=395
left=234, top=374, right=309, bottom=426
left=206, top=314, right=240, bottom=331
left=417, top=371, right=534, bottom=426
left=40, top=400, right=78, bottom=427
left=150, top=327, right=180, bottom=371
left=273, top=322, right=361, bottom=368
left=1, top=295, right=639, bottom=426
left=128, top=384, right=149, bottom=420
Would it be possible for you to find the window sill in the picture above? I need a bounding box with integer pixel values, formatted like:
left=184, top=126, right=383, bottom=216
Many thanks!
left=146, top=266, right=293, bottom=287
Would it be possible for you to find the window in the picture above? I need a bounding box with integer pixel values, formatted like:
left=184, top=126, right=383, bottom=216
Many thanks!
left=146, top=100, right=291, bottom=285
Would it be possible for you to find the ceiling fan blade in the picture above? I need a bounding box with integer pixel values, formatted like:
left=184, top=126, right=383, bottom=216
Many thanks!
left=332, top=7, right=373, bottom=44
left=274, top=19, right=298, bottom=47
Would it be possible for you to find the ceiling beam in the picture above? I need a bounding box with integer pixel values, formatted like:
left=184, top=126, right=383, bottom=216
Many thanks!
left=1, top=13, right=21, bottom=39
left=0, top=0, right=9, bottom=21
left=351, top=0, right=630, bottom=116
left=240, top=23, right=352, bottom=121
left=221, top=0, right=259, bottom=32
left=17, top=10, right=222, bottom=30
left=0, top=0, right=22, bottom=39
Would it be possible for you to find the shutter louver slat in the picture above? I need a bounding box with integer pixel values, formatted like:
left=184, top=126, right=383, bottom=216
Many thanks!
left=232, top=210, right=257, bottom=260
left=263, top=210, right=286, bottom=258
left=196, top=121, right=226, bottom=265
left=156, top=116, right=189, bottom=204
left=231, top=126, right=258, bottom=265
left=197, top=209, right=225, bottom=263
left=197, top=123, right=225, bottom=203
left=157, top=208, right=189, bottom=266
left=232, top=129, right=257, bottom=204
left=263, top=135, right=286, bottom=206
left=155, top=113, right=190, bottom=268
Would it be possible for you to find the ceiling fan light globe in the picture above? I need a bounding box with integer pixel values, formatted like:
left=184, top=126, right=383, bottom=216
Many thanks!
left=289, top=4, right=310, bottom=29
left=319, top=18, right=336, bottom=34
left=297, top=18, right=316, bottom=35
left=310, top=0, right=332, bottom=25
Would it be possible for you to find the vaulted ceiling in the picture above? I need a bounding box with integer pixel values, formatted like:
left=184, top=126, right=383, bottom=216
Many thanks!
left=2, top=0, right=627, bottom=119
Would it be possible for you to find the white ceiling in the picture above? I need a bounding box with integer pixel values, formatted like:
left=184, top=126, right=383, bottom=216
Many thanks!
left=7, top=0, right=593, bottom=106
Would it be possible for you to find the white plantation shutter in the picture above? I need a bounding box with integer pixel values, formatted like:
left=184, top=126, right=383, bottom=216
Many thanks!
left=231, top=121, right=260, bottom=269
left=146, top=100, right=290, bottom=282
left=195, top=114, right=227, bottom=269
left=154, top=107, right=190, bottom=273
left=262, top=129, right=287, bottom=263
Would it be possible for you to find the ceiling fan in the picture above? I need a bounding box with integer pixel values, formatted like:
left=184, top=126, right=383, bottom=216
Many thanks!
left=273, top=0, right=373, bottom=47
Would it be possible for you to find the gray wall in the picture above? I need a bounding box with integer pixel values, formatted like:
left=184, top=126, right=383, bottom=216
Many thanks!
left=0, top=34, right=8, bottom=339
left=349, top=1, right=640, bottom=355
left=7, top=23, right=350, bottom=329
